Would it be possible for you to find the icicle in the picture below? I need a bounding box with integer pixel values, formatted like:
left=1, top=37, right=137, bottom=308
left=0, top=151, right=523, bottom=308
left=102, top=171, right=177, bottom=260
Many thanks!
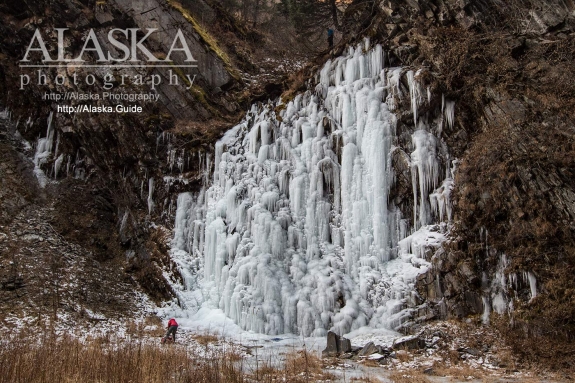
left=147, top=178, right=155, bottom=215
left=53, top=154, right=65, bottom=179
left=178, top=149, right=185, bottom=173
left=407, top=70, right=422, bottom=126
left=444, top=101, right=455, bottom=130
left=411, top=130, right=441, bottom=228
left=527, top=271, right=537, bottom=301
left=173, top=193, right=193, bottom=251
left=32, top=111, right=55, bottom=188
left=482, top=296, right=491, bottom=324
left=430, top=178, right=454, bottom=222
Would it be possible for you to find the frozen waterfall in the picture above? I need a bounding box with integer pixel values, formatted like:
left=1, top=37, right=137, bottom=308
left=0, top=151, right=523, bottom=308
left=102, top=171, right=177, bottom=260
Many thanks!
left=169, top=41, right=454, bottom=337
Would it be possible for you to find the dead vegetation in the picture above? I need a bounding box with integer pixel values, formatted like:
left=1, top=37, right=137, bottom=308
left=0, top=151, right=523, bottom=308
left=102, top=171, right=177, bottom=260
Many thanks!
left=394, top=350, right=413, bottom=364
left=349, top=376, right=381, bottom=383
left=0, top=333, right=244, bottom=383
left=125, top=316, right=165, bottom=338
left=193, top=333, right=220, bottom=346
left=388, top=370, right=431, bottom=383
left=0, top=333, right=337, bottom=383
left=251, top=349, right=336, bottom=383
left=429, top=364, right=485, bottom=380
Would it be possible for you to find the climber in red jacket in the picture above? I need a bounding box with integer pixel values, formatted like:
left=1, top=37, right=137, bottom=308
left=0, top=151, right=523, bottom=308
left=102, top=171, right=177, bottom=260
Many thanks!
left=164, top=318, right=178, bottom=342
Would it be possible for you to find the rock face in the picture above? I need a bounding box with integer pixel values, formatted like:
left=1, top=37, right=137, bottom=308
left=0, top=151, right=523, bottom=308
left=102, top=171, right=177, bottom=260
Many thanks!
left=0, top=111, right=151, bottom=320
left=110, top=0, right=234, bottom=89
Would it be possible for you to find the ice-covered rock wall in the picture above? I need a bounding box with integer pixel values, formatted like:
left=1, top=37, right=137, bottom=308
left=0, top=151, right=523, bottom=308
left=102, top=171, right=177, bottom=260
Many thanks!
left=170, top=40, right=455, bottom=336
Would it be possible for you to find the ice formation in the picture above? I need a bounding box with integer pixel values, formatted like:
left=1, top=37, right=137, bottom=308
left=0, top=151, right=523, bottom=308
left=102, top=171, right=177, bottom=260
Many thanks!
left=29, top=111, right=88, bottom=186
left=169, top=41, right=455, bottom=336
left=33, top=111, right=54, bottom=188
left=148, top=178, right=155, bottom=215
left=480, top=250, right=543, bottom=325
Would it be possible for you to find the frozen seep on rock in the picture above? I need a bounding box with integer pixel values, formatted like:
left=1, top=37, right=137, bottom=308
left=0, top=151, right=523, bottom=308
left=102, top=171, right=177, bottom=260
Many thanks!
left=168, top=39, right=456, bottom=337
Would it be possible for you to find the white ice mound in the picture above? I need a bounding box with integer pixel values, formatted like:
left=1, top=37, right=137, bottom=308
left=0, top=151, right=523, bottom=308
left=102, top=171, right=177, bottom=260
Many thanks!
left=170, top=40, right=455, bottom=337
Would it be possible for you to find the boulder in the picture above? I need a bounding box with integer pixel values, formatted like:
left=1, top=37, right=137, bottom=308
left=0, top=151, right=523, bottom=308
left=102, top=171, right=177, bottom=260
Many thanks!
left=392, top=335, right=426, bottom=350
left=377, top=345, right=393, bottom=355
left=339, top=337, right=352, bottom=353
left=367, top=353, right=386, bottom=361
left=321, top=331, right=353, bottom=357
left=358, top=342, right=379, bottom=356
left=322, top=331, right=340, bottom=357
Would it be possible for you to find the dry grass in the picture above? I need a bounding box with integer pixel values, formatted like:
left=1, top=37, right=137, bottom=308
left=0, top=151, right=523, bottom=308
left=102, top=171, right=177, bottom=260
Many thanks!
left=360, top=358, right=383, bottom=367
left=395, top=350, right=412, bottom=363
left=280, top=69, right=307, bottom=105
left=388, top=370, right=431, bottom=383
left=350, top=376, right=381, bottom=382
left=495, top=348, right=518, bottom=370
left=124, top=316, right=165, bottom=338
left=446, top=349, right=461, bottom=365
left=0, top=333, right=244, bottom=383
left=193, top=333, right=220, bottom=346
left=251, top=349, right=336, bottom=383
left=0, top=333, right=346, bottom=383
left=479, top=377, right=557, bottom=383
left=430, top=363, right=485, bottom=379
left=285, top=349, right=324, bottom=375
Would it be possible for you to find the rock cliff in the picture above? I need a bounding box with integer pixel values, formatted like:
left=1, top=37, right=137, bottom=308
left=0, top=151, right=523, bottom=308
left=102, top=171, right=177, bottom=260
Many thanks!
left=339, top=0, right=575, bottom=368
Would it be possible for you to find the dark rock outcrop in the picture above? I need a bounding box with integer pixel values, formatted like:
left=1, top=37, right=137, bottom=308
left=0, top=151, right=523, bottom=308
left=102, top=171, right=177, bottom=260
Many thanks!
left=322, top=331, right=340, bottom=357
left=393, top=335, right=426, bottom=351
left=357, top=342, right=378, bottom=357
left=322, top=331, right=353, bottom=357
